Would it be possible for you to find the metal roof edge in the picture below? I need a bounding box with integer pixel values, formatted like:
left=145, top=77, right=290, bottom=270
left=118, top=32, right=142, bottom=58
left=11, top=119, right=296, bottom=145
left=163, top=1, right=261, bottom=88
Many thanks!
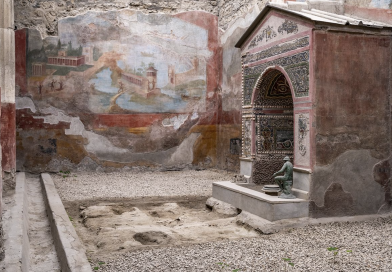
left=234, top=4, right=316, bottom=49
left=234, top=5, right=272, bottom=49
left=234, top=4, right=392, bottom=49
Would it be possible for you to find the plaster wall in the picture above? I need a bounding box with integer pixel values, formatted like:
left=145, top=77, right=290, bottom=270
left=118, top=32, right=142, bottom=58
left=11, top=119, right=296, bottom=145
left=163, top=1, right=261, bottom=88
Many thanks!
left=216, top=4, right=261, bottom=171
left=1, top=0, right=14, bottom=260
left=218, top=0, right=268, bottom=31
left=14, top=0, right=220, bottom=38
left=1, top=0, right=16, bottom=191
left=13, top=0, right=271, bottom=173
left=312, top=30, right=392, bottom=217
left=13, top=0, right=272, bottom=37
left=16, top=10, right=222, bottom=172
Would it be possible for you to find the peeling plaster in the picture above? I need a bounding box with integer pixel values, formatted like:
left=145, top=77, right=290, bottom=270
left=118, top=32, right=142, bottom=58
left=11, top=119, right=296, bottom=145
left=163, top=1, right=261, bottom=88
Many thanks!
left=168, top=133, right=201, bottom=165
left=220, top=3, right=260, bottom=45
left=162, top=114, right=189, bottom=130
left=84, top=131, right=127, bottom=155
left=31, top=106, right=200, bottom=165
left=191, top=112, right=199, bottom=120
left=16, top=97, right=36, bottom=113
left=34, top=108, right=84, bottom=136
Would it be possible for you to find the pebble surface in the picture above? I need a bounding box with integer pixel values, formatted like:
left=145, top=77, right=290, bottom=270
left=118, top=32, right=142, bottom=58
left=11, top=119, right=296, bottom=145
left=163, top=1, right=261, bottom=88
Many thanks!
left=52, top=169, right=233, bottom=201
left=52, top=170, right=392, bottom=272
left=95, top=218, right=392, bottom=272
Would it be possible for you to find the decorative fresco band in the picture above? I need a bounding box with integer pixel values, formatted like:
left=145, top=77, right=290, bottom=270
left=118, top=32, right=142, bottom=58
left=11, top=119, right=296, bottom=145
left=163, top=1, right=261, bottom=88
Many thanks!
left=242, top=50, right=309, bottom=104
left=248, top=25, right=278, bottom=49
left=278, top=19, right=299, bottom=35
left=243, top=36, right=309, bottom=65
left=247, top=19, right=299, bottom=50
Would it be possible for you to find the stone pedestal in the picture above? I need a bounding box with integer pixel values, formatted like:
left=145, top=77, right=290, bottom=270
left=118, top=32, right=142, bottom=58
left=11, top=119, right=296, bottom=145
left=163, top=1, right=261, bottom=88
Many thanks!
left=212, top=181, right=309, bottom=222
left=240, top=158, right=253, bottom=183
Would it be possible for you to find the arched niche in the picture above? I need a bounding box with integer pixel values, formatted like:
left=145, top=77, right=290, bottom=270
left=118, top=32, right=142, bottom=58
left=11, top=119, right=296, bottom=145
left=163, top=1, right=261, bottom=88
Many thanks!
left=250, top=67, right=294, bottom=184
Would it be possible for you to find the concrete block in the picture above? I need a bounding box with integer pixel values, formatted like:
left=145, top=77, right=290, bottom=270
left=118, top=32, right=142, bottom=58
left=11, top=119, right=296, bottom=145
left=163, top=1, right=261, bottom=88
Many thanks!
left=0, top=0, right=14, bottom=29
left=40, top=173, right=91, bottom=272
left=0, top=28, right=15, bottom=104
left=212, top=181, right=309, bottom=221
left=240, top=159, right=252, bottom=177
left=292, top=188, right=309, bottom=200
left=293, top=168, right=311, bottom=192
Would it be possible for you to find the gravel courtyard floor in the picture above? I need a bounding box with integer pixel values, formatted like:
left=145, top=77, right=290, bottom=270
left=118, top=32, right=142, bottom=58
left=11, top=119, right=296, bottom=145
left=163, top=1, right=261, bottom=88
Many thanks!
left=52, top=170, right=392, bottom=272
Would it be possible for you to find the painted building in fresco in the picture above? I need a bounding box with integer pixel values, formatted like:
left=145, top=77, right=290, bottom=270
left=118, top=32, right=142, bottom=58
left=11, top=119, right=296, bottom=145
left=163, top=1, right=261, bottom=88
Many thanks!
left=236, top=5, right=392, bottom=218
left=47, top=50, right=86, bottom=67
left=16, top=10, right=220, bottom=172
left=121, top=66, right=161, bottom=98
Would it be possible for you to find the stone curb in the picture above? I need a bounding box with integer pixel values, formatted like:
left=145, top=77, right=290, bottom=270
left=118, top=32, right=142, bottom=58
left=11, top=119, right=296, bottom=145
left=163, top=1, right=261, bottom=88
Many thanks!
left=40, top=173, right=91, bottom=272
left=237, top=210, right=392, bottom=235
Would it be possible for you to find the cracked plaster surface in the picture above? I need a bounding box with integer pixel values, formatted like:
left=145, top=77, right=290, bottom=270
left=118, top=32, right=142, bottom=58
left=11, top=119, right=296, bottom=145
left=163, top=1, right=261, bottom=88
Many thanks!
left=312, top=150, right=385, bottom=215
left=17, top=99, right=201, bottom=165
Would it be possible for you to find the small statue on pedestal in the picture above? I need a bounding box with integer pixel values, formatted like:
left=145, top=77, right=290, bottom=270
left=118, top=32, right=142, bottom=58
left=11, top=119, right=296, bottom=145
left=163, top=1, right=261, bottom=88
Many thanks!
left=272, top=156, right=296, bottom=199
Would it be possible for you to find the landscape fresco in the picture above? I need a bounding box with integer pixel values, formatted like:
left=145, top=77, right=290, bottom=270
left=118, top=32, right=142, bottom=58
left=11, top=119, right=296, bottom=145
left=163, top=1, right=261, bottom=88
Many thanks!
left=27, top=10, right=211, bottom=114
left=17, top=10, right=221, bottom=171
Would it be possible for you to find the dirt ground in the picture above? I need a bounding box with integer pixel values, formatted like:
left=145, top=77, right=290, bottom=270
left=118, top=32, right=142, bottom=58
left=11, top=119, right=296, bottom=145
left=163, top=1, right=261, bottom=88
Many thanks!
left=64, top=196, right=259, bottom=260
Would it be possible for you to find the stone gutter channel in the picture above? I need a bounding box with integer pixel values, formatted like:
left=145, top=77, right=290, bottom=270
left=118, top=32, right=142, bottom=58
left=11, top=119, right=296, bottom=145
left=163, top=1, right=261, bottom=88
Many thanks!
left=0, top=173, right=91, bottom=271
left=40, top=173, right=92, bottom=272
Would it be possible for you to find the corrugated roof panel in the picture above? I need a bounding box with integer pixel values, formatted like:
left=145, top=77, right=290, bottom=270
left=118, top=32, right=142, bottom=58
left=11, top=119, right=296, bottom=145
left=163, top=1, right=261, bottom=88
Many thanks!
left=235, top=5, right=392, bottom=48
left=269, top=4, right=392, bottom=28
left=286, top=9, right=342, bottom=24
left=300, top=9, right=347, bottom=24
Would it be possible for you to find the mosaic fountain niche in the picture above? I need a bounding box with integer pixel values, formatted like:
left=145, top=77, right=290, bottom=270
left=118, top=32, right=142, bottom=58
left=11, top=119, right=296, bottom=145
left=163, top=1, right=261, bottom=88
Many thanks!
left=213, top=67, right=308, bottom=221
left=213, top=67, right=309, bottom=221
left=211, top=6, right=319, bottom=221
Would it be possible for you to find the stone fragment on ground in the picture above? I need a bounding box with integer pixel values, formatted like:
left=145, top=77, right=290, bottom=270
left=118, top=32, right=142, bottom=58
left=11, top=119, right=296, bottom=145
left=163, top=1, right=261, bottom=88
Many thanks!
left=206, top=197, right=238, bottom=216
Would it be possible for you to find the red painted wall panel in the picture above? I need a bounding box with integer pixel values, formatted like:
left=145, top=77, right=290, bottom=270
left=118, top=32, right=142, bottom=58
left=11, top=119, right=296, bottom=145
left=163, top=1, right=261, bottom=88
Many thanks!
left=1, top=103, right=15, bottom=173
left=15, top=29, right=27, bottom=96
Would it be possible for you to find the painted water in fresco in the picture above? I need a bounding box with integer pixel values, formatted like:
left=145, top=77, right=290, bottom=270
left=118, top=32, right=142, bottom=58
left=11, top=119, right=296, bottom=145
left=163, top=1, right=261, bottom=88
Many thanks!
left=27, top=10, right=211, bottom=114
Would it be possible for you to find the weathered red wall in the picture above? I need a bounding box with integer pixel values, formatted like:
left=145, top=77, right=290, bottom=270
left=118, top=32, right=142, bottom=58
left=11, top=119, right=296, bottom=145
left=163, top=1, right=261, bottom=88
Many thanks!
left=15, top=29, right=27, bottom=96
left=1, top=30, right=19, bottom=176
left=214, top=24, right=244, bottom=172
left=1, top=103, right=16, bottom=173
left=311, top=30, right=391, bottom=217
left=314, top=31, right=390, bottom=165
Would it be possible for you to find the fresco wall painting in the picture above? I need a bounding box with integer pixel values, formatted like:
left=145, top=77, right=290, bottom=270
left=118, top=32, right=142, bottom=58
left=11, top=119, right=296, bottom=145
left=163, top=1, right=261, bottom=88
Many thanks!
left=16, top=10, right=221, bottom=171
